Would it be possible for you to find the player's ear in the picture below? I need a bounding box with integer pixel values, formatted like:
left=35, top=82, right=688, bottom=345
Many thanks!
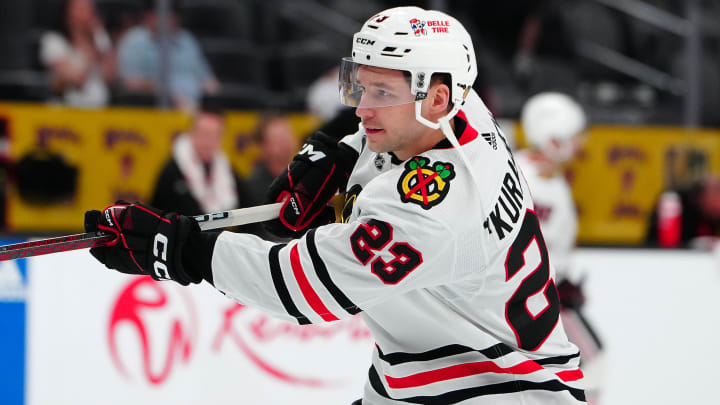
left=428, top=82, right=451, bottom=115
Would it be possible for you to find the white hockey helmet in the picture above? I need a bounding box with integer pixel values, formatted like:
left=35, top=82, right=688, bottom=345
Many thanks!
left=340, top=6, right=477, bottom=113
left=521, top=92, right=586, bottom=148
left=521, top=92, right=586, bottom=161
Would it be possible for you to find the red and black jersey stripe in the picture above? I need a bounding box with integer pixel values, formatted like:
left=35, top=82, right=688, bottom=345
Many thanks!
left=369, top=365, right=585, bottom=403
left=306, top=228, right=362, bottom=315
left=268, top=243, right=311, bottom=325
left=371, top=343, right=585, bottom=403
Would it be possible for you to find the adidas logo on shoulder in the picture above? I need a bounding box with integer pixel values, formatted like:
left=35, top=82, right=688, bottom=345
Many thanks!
left=482, top=132, right=497, bottom=150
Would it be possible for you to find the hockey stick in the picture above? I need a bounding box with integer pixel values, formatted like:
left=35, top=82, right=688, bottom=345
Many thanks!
left=0, top=202, right=283, bottom=262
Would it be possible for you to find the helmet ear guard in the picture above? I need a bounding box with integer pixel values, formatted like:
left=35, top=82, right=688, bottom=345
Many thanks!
left=412, top=71, right=429, bottom=100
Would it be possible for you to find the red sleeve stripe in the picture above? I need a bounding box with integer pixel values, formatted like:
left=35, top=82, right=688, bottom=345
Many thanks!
left=384, top=359, right=582, bottom=389
left=289, top=244, right=339, bottom=322
left=555, top=369, right=584, bottom=382
left=269, top=244, right=310, bottom=325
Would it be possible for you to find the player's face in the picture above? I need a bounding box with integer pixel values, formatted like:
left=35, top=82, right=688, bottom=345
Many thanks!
left=190, top=112, right=224, bottom=163
left=354, top=66, right=427, bottom=158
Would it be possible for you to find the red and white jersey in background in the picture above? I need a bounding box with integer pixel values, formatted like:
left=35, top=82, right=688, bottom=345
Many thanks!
left=209, top=90, right=585, bottom=404
left=515, top=151, right=578, bottom=279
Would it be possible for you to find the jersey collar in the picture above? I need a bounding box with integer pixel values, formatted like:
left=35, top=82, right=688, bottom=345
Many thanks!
left=431, top=109, right=479, bottom=150
left=387, top=110, right=479, bottom=164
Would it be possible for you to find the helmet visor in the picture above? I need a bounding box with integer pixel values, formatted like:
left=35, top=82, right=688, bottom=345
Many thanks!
left=339, top=57, right=416, bottom=108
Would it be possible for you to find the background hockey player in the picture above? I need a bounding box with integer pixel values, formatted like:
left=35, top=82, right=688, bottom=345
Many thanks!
left=518, top=92, right=604, bottom=403
left=85, top=7, right=586, bottom=404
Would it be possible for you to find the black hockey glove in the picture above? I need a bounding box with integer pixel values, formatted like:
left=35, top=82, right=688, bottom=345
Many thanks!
left=556, top=279, right=586, bottom=310
left=84, top=201, right=202, bottom=285
left=266, top=131, right=358, bottom=238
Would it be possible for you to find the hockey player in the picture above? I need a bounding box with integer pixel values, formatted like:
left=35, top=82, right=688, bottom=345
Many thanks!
left=85, top=7, right=586, bottom=404
left=517, top=92, right=604, bottom=403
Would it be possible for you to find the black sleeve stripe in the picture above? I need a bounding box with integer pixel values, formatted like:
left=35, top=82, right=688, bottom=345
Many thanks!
left=307, top=229, right=362, bottom=315
left=398, top=380, right=586, bottom=404
left=534, top=351, right=581, bottom=366
left=268, top=244, right=311, bottom=325
left=368, top=365, right=391, bottom=399
left=377, top=343, right=514, bottom=366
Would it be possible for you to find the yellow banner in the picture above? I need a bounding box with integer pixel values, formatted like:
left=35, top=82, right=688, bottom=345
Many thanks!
left=570, top=126, right=720, bottom=245
left=0, top=104, right=319, bottom=232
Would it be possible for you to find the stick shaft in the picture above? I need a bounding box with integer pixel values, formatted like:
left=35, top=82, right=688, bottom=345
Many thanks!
left=0, top=233, right=113, bottom=261
left=0, top=202, right=283, bottom=261
left=194, top=202, right=283, bottom=230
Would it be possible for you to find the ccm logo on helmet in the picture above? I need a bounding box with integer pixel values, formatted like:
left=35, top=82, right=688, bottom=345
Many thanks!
left=356, top=37, right=375, bottom=45
left=152, top=233, right=171, bottom=280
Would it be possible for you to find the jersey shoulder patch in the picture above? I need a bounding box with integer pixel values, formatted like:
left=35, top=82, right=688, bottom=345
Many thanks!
left=396, top=155, right=456, bottom=210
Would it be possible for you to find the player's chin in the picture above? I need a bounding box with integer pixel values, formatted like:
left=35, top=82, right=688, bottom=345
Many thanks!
left=366, top=128, right=387, bottom=144
left=366, top=138, right=388, bottom=154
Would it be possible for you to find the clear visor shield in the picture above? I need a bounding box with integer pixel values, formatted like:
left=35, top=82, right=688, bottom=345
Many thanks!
left=339, top=57, right=417, bottom=108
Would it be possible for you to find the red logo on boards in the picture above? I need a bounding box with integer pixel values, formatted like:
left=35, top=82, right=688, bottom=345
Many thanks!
left=212, top=303, right=370, bottom=387
left=107, top=278, right=372, bottom=387
left=108, top=277, right=197, bottom=385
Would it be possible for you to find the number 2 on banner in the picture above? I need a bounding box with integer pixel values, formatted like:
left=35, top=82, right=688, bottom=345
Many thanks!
left=504, top=210, right=560, bottom=351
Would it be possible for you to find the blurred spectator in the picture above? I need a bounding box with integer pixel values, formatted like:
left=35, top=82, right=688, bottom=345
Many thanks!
left=449, top=0, right=576, bottom=114
left=243, top=114, right=299, bottom=206
left=117, top=0, right=219, bottom=111
left=150, top=103, right=243, bottom=216
left=39, top=0, right=116, bottom=108
left=511, top=0, right=576, bottom=80
left=450, top=0, right=574, bottom=68
left=101, top=1, right=143, bottom=44
left=646, top=176, right=720, bottom=249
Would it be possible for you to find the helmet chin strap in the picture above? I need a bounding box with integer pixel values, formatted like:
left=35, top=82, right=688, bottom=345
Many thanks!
left=414, top=100, right=483, bottom=190
left=413, top=99, right=492, bottom=258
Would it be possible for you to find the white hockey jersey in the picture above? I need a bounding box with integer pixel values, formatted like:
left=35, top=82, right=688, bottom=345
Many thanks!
left=210, top=91, right=585, bottom=404
left=515, top=152, right=578, bottom=279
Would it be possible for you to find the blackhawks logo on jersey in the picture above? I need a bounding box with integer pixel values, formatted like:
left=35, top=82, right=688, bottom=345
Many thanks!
left=397, top=156, right=455, bottom=209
